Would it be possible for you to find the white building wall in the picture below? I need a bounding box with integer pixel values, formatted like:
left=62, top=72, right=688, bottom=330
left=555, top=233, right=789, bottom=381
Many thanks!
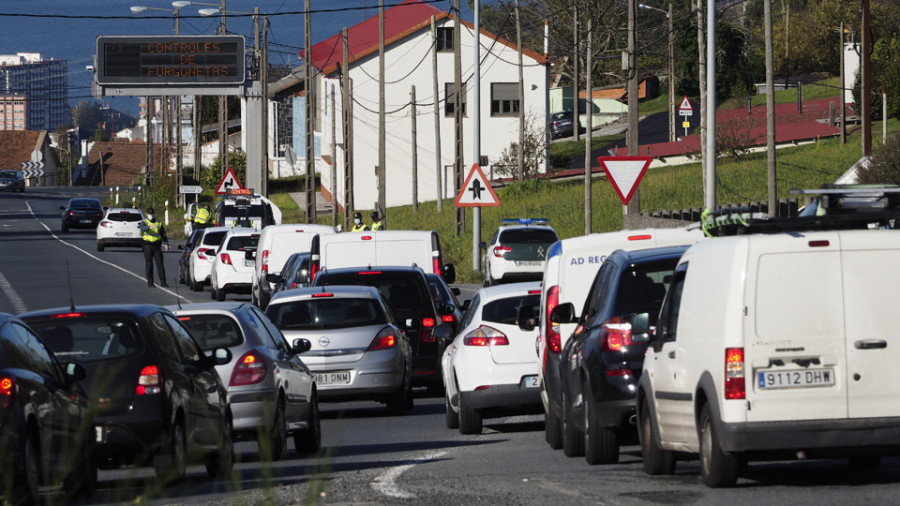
left=319, top=19, right=547, bottom=211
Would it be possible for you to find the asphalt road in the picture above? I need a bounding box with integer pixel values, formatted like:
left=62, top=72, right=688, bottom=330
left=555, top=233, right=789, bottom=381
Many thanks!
left=3, top=188, right=900, bottom=505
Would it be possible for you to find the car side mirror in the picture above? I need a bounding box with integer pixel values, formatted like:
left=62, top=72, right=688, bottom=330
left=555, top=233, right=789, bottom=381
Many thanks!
left=432, top=323, right=453, bottom=342
left=451, top=287, right=461, bottom=296
left=64, top=362, right=86, bottom=383
left=178, top=244, right=185, bottom=250
left=292, top=338, right=312, bottom=354
left=461, top=299, right=471, bottom=312
left=479, top=241, right=487, bottom=250
left=59, top=205, right=65, bottom=211
left=212, top=347, right=232, bottom=366
left=267, top=273, right=283, bottom=285
left=517, top=305, right=537, bottom=331
left=630, top=313, right=652, bottom=343
left=439, top=303, right=454, bottom=316
left=442, top=263, right=456, bottom=284
left=549, top=302, right=576, bottom=324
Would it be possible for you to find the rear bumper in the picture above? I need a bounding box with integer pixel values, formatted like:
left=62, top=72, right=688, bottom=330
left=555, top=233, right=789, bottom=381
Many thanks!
left=98, top=237, right=143, bottom=248
left=720, top=417, right=900, bottom=453
left=228, top=389, right=277, bottom=436
left=458, top=384, right=542, bottom=412
left=95, top=416, right=166, bottom=464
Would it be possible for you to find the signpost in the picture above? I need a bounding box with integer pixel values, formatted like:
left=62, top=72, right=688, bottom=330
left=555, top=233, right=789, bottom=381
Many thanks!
left=678, top=95, right=693, bottom=137
left=179, top=185, right=203, bottom=194
left=455, top=163, right=500, bottom=207
left=597, top=156, right=652, bottom=205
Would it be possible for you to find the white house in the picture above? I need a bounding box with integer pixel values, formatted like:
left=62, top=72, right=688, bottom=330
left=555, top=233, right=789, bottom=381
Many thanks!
left=307, top=0, right=549, bottom=210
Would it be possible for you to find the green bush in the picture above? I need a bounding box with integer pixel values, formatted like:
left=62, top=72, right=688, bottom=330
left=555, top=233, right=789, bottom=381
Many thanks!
left=856, top=133, right=900, bottom=184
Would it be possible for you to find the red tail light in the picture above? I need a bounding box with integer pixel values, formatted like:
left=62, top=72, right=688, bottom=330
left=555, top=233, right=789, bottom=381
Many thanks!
left=0, top=377, right=16, bottom=409
left=368, top=328, right=397, bottom=351
left=51, top=312, right=84, bottom=319
left=220, top=253, right=233, bottom=265
left=136, top=365, right=161, bottom=395
left=197, top=248, right=214, bottom=260
left=290, top=282, right=298, bottom=288
left=545, top=285, right=561, bottom=354
left=628, top=234, right=653, bottom=241
left=492, top=246, right=512, bottom=258
left=230, top=352, right=266, bottom=386
left=599, top=316, right=634, bottom=352
left=441, top=314, right=455, bottom=323
left=724, top=347, right=745, bottom=400
left=100, top=221, right=113, bottom=228
left=422, top=317, right=435, bottom=328
left=312, top=292, right=334, bottom=298
left=464, top=326, right=509, bottom=346
left=432, top=258, right=441, bottom=275
left=261, top=249, right=270, bottom=272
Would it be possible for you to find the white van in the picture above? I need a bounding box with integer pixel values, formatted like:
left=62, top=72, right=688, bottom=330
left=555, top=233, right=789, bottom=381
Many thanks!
left=213, top=192, right=283, bottom=231
left=638, top=218, right=900, bottom=486
left=251, top=223, right=337, bottom=308
left=535, top=226, right=705, bottom=449
left=310, top=230, right=455, bottom=284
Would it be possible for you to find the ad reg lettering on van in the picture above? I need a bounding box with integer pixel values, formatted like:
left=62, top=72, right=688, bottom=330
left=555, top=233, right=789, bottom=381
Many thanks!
left=569, top=255, right=605, bottom=266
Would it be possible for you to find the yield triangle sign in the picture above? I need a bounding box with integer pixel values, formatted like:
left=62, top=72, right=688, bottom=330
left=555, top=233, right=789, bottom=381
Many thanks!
left=597, top=156, right=652, bottom=205
left=215, top=167, right=243, bottom=195
left=455, top=163, right=500, bottom=207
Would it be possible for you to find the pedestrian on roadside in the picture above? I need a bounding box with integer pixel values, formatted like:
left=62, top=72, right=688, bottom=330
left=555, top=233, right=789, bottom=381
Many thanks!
left=370, top=211, right=385, bottom=231
left=139, top=207, right=169, bottom=288
left=350, top=212, right=369, bottom=232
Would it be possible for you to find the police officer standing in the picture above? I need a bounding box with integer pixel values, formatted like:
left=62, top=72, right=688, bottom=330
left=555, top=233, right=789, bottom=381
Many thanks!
left=370, top=211, right=385, bottom=231
left=140, top=207, right=169, bottom=288
left=350, top=211, right=369, bottom=232
left=193, top=204, right=211, bottom=230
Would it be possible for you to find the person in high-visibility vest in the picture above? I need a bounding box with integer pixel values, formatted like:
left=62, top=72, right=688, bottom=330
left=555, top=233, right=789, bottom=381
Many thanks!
left=139, top=207, right=169, bottom=288
left=350, top=212, right=369, bottom=232
left=193, top=204, right=211, bottom=230
left=370, top=211, right=385, bottom=231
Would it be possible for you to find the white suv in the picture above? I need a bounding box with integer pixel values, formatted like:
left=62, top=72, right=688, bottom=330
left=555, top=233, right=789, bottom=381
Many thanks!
left=480, top=219, right=557, bottom=286
left=638, top=208, right=900, bottom=487
left=96, top=207, right=144, bottom=251
left=210, top=228, right=259, bottom=301
left=187, top=227, right=232, bottom=292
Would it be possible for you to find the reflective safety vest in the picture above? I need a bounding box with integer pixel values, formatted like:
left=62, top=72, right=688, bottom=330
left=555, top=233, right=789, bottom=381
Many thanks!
left=194, top=207, right=210, bottom=224
left=350, top=223, right=369, bottom=232
left=371, top=220, right=384, bottom=231
left=142, top=219, right=162, bottom=243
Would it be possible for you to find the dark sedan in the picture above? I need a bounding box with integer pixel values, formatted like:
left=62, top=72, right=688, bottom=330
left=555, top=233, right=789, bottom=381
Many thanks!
left=22, top=304, right=234, bottom=483
left=60, top=198, right=104, bottom=233
left=0, top=169, right=25, bottom=192
left=0, top=313, right=96, bottom=504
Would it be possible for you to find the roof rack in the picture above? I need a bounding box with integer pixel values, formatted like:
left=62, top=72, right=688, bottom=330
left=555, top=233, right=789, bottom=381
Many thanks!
left=791, top=184, right=900, bottom=215
left=502, top=218, right=549, bottom=226
left=700, top=206, right=900, bottom=237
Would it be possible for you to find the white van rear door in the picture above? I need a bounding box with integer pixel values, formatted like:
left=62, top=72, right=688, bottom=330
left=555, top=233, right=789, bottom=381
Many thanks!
left=841, top=231, right=900, bottom=419
left=745, top=232, right=847, bottom=422
left=325, top=235, right=377, bottom=270
left=376, top=240, right=430, bottom=269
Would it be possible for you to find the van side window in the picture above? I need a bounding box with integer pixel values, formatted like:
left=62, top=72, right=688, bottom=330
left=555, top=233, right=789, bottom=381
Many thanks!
left=581, top=262, right=617, bottom=326
left=656, top=264, right=687, bottom=343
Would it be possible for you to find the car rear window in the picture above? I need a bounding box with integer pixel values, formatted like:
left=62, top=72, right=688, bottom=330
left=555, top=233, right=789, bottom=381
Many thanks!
left=482, top=294, right=540, bottom=325
left=107, top=211, right=142, bottom=222
left=72, top=199, right=102, bottom=209
left=316, top=271, right=434, bottom=320
left=615, top=261, right=677, bottom=318
left=177, top=314, right=244, bottom=349
left=0, top=171, right=16, bottom=178
left=202, top=231, right=228, bottom=246
left=222, top=203, right=266, bottom=218
left=500, top=229, right=558, bottom=244
left=267, top=297, right=386, bottom=329
left=226, top=235, right=260, bottom=251
left=29, top=317, right=143, bottom=360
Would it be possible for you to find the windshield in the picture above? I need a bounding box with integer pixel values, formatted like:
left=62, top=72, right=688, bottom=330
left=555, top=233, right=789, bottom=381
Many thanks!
left=177, top=314, right=244, bottom=350
left=0, top=171, right=15, bottom=178
left=267, top=297, right=386, bottom=329
left=106, top=211, right=142, bottom=222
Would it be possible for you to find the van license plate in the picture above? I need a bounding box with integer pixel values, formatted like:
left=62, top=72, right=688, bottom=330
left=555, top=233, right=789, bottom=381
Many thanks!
left=521, top=375, right=540, bottom=388
left=315, top=371, right=351, bottom=385
left=758, top=369, right=835, bottom=389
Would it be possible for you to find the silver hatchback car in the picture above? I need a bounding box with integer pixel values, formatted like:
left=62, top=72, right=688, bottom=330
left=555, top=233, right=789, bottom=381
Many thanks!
left=265, top=286, right=413, bottom=415
left=170, top=302, right=321, bottom=460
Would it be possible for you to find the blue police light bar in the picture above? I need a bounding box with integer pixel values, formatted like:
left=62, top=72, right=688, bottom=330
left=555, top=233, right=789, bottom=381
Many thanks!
left=502, top=218, right=549, bottom=226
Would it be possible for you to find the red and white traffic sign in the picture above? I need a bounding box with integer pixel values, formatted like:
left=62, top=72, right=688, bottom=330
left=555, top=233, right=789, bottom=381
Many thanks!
left=455, top=163, right=500, bottom=207
left=678, top=95, right=693, bottom=116
left=597, top=156, right=652, bottom=205
left=215, top=167, right=243, bottom=195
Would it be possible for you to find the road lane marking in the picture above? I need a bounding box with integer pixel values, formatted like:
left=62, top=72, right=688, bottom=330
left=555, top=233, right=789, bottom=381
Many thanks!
left=0, top=268, right=27, bottom=313
left=26, top=201, right=186, bottom=300
left=371, top=449, right=448, bottom=499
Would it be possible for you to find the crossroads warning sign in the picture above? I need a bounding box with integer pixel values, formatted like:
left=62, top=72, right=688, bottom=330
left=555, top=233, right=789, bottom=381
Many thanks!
left=597, top=156, right=652, bottom=205
left=455, top=163, right=500, bottom=207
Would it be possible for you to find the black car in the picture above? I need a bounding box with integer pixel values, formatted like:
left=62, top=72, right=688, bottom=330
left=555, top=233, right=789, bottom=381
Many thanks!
left=312, top=266, right=452, bottom=395
left=271, top=252, right=311, bottom=294
left=178, top=228, right=205, bottom=286
left=551, top=246, right=687, bottom=464
left=21, top=304, right=234, bottom=483
left=425, top=273, right=463, bottom=335
left=549, top=110, right=582, bottom=139
left=60, top=198, right=104, bottom=233
left=0, top=313, right=95, bottom=505
left=0, top=169, right=25, bottom=192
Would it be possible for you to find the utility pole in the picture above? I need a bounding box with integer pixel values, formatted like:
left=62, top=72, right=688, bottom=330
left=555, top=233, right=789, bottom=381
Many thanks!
left=262, top=15, right=269, bottom=197
left=584, top=15, right=593, bottom=235
left=378, top=0, right=386, bottom=217
left=839, top=22, right=846, bottom=145
left=193, top=98, right=201, bottom=180
left=626, top=0, right=640, bottom=216
left=705, top=0, right=717, bottom=211
left=218, top=0, right=228, bottom=175
left=305, top=0, right=315, bottom=223
left=431, top=16, right=443, bottom=211
left=175, top=9, right=183, bottom=206
left=331, top=83, right=338, bottom=227
left=453, top=0, right=465, bottom=236
left=573, top=3, right=579, bottom=142
left=765, top=0, right=776, bottom=216
left=145, top=96, right=153, bottom=186
left=342, top=27, right=353, bottom=230
left=411, top=85, right=418, bottom=212
left=667, top=3, right=675, bottom=142
left=515, top=0, right=525, bottom=181
left=697, top=0, right=707, bottom=203
left=861, top=0, right=871, bottom=156
left=473, top=0, right=482, bottom=272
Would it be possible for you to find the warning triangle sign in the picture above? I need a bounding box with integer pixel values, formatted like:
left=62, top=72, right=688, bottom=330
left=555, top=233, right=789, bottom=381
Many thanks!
left=678, top=95, right=692, bottom=111
left=597, top=156, right=652, bottom=205
left=215, top=167, right=243, bottom=195
left=455, top=163, right=501, bottom=207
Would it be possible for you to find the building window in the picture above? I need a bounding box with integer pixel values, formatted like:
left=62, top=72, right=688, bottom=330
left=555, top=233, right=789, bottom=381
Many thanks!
left=444, top=82, right=467, bottom=117
left=436, top=27, right=453, bottom=52
left=490, top=83, right=520, bottom=116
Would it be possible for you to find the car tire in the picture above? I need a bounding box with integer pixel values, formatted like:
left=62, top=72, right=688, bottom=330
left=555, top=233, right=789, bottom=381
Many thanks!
left=583, top=382, right=618, bottom=465
left=386, top=385, right=411, bottom=415
left=458, top=394, right=482, bottom=435
left=426, top=380, right=444, bottom=398
left=699, top=404, right=738, bottom=488
left=268, top=400, right=288, bottom=461
left=206, top=416, right=234, bottom=480
left=13, top=432, right=39, bottom=506
left=562, top=391, right=584, bottom=457
left=545, top=404, right=563, bottom=450
left=640, top=398, right=675, bottom=475
left=178, top=267, right=185, bottom=285
left=96, top=242, right=104, bottom=252
left=191, top=278, right=202, bottom=292
left=445, top=392, right=459, bottom=429
left=294, top=395, right=321, bottom=455
left=62, top=224, right=69, bottom=233
left=216, top=286, right=226, bottom=301
left=154, top=421, right=187, bottom=484
left=64, top=438, right=98, bottom=500
left=848, top=456, right=881, bottom=468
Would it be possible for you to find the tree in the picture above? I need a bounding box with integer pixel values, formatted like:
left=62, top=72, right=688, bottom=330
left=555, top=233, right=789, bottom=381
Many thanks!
left=72, top=100, right=104, bottom=137
left=491, top=113, right=547, bottom=178
left=855, top=133, right=900, bottom=184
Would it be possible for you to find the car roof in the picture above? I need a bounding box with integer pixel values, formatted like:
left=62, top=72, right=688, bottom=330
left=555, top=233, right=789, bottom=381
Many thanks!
left=19, top=303, right=167, bottom=320
left=496, top=224, right=557, bottom=233
left=269, top=285, right=382, bottom=304
left=167, top=301, right=248, bottom=314
left=319, top=265, right=426, bottom=276
left=105, top=207, right=142, bottom=213
left=607, top=244, right=691, bottom=264
left=477, top=281, right=542, bottom=301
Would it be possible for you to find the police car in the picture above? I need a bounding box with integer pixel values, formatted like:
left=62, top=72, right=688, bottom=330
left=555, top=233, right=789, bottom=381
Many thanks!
left=480, top=218, right=558, bottom=287
left=212, top=189, right=282, bottom=231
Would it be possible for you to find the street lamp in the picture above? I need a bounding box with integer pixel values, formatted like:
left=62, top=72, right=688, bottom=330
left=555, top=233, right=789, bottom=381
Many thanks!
left=639, top=2, right=675, bottom=142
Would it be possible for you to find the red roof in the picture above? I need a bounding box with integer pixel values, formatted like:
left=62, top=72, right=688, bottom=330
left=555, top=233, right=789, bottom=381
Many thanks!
left=305, top=0, right=546, bottom=75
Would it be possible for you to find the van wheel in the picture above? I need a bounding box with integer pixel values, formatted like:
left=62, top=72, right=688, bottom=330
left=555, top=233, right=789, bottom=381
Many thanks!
left=583, top=383, right=618, bottom=465
left=562, top=391, right=584, bottom=457
left=699, top=404, right=738, bottom=487
left=458, top=395, right=482, bottom=435
left=445, top=392, right=459, bottom=429
left=640, top=398, right=675, bottom=475
left=545, top=404, right=563, bottom=450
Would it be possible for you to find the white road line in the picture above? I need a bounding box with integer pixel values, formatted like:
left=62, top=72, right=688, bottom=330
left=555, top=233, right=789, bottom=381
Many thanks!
left=0, top=268, right=27, bottom=313
left=371, top=449, right=448, bottom=499
left=25, top=201, right=186, bottom=299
